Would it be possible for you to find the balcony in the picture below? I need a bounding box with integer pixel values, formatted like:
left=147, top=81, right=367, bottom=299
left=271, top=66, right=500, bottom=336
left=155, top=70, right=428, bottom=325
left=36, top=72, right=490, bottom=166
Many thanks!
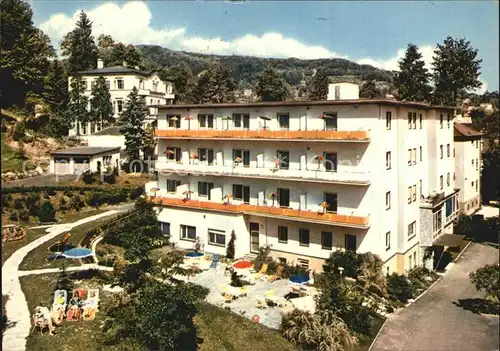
left=150, top=196, right=370, bottom=229
left=155, top=129, right=370, bottom=141
left=155, top=162, right=370, bottom=186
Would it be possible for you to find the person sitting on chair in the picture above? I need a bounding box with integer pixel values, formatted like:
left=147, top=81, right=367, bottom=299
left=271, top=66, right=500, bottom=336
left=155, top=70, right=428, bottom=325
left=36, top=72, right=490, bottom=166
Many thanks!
left=55, top=292, right=65, bottom=305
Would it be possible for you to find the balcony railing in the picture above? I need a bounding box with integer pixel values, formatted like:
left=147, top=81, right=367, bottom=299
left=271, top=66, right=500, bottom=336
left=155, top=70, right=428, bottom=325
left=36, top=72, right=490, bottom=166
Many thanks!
left=154, top=162, right=370, bottom=185
left=150, top=196, right=370, bottom=228
left=155, top=129, right=370, bottom=141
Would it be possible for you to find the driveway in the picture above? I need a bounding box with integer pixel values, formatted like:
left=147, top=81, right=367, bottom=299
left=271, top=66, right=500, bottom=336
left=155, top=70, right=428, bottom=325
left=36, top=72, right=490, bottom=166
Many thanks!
left=371, top=243, right=499, bottom=351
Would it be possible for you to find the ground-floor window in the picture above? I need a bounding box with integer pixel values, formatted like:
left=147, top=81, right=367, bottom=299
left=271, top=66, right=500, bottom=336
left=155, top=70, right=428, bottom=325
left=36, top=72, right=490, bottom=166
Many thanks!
left=208, top=229, right=226, bottom=246
left=298, top=258, right=309, bottom=270
left=321, top=231, right=332, bottom=250
left=278, top=226, right=288, bottom=243
left=278, top=257, right=287, bottom=264
left=180, top=225, right=196, bottom=241
left=345, top=234, right=356, bottom=252
left=299, top=228, right=310, bottom=247
left=161, top=222, right=170, bottom=236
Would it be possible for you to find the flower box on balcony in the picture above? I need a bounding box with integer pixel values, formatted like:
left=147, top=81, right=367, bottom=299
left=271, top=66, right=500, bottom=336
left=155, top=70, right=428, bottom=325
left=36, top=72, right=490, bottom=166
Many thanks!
left=281, top=208, right=298, bottom=217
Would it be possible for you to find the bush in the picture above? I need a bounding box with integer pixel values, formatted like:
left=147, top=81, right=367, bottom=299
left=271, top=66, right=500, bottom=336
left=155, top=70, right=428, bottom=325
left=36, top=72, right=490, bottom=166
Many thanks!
left=226, top=230, right=236, bottom=259
left=130, top=186, right=144, bottom=200
left=26, top=192, right=40, bottom=216
left=47, top=188, right=57, bottom=196
left=13, top=198, right=25, bottom=210
left=81, top=170, right=97, bottom=185
left=324, top=250, right=363, bottom=279
left=12, top=122, right=26, bottom=141
left=37, top=200, right=56, bottom=222
left=387, top=273, right=414, bottom=303
left=70, top=194, right=84, bottom=211
left=469, top=264, right=500, bottom=301
left=18, top=208, right=30, bottom=222
left=8, top=211, right=18, bottom=222
left=103, top=167, right=118, bottom=184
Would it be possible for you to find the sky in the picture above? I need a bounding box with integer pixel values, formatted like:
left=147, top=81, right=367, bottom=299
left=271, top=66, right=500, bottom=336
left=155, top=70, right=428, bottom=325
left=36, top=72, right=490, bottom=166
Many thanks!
left=31, top=0, right=499, bottom=92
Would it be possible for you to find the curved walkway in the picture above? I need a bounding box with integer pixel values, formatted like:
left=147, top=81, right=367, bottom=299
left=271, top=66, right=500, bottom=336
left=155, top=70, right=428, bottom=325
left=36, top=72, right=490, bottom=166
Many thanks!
left=2, top=209, right=123, bottom=351
left=371, top=243, right=499, bottom=351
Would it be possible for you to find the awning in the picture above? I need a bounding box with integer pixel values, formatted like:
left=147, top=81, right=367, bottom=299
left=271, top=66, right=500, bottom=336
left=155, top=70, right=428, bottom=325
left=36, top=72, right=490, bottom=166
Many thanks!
left=433, top=233, right=465, bottom=247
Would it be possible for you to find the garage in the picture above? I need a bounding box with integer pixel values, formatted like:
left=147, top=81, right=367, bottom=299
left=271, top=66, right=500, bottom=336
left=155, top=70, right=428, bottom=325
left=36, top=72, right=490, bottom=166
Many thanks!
left=50, top=147, right=121, bottom=176
left=54, top=157, right=70, bottom=174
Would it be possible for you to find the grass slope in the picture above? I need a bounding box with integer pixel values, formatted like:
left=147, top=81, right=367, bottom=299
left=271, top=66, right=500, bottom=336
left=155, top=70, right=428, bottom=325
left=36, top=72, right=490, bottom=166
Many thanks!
left=1, top=133, right=28, bottom=173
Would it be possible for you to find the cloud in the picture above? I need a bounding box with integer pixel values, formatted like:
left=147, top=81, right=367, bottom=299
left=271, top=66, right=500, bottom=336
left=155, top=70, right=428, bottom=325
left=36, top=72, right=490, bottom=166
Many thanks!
left=357, top=45, right=435, bottom=72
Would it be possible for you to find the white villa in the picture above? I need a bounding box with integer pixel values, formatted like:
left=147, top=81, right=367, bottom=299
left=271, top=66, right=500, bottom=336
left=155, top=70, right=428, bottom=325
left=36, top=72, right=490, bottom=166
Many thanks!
left=68, top=59, right=175, bottom=137
left=145, top=83, right=471, bottom=275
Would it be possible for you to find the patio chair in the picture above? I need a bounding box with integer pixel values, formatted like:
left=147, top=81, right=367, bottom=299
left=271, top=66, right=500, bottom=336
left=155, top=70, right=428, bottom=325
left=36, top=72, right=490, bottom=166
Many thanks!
left=53, top=290, right=67, bottom=312
left=253, top=263, right=268, bottom=280
left=82, top=306, right=97, bottom=321
left=85, top=288, right=100, bottom=310
left=210, top=254, right=220, bottom=269
left=66, top=305, right=81, bottom=321
left=267, top=265, right=284, bottom=283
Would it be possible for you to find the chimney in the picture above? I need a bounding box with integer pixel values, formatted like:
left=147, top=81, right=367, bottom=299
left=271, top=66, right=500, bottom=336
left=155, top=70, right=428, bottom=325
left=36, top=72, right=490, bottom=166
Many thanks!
left=122, top=60, right=128, bottom=67
left=97, top=58, right=104, bottom=69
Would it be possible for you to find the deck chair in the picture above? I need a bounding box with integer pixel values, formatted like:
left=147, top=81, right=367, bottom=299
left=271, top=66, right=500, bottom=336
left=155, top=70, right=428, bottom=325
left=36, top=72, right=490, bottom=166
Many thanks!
left=66, top=305, right=81, bottom=321
left=85, top=288, right=99, bottom=310
left=267, top=265, right=284, bottom=283
left=53, top=290, right=67, bottom=309
left=82, top=307, right=97, bottom=321
left=210, top=254, right=220, bottom=269
left=253, top=263, right=268, bottom=280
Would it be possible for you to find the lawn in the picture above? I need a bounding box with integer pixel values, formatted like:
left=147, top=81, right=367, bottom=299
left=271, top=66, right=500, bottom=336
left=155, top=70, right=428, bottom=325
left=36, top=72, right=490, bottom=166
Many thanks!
left=19, top=210, right=121, bottom=271
left=1, top=133, right=30, bottom=173
left=20, top=273, right=296, bottom=351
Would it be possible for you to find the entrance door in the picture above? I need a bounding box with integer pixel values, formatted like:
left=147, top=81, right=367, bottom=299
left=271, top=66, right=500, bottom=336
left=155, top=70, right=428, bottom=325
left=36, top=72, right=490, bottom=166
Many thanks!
left=250, top=222, right=260, bottom=253
left=278, top=188, right=290, bottom=207
left=324, top=192, right=338, bottom=213
left=324, top=152, right=337, bottom=172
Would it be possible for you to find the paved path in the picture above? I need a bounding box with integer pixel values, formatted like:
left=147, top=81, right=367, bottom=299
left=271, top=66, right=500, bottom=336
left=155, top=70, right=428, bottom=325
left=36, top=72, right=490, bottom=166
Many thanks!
left=17, top=264, right=113, bottom=277
left=371, top=243, right=499, bottom=351
left=2, top=208, right=127, bottom=351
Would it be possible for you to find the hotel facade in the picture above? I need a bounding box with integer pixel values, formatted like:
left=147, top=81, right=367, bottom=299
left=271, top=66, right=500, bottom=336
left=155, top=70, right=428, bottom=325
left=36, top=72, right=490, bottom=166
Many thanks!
left=146, top=87, right=461, bottom=274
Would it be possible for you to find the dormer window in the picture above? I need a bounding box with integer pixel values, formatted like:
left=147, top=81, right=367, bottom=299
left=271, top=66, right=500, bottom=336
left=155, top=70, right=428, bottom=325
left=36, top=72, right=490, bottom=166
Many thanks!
left=153, top=81, right=158, bottom=92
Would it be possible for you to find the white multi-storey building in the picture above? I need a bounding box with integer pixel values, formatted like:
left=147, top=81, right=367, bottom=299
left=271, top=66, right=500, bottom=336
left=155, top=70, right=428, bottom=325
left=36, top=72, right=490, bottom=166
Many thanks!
left=146, top=85, right=459, bottom=274
left=68, top=59, right=174, bottom=136
left=454, top=123, right=483, bottom=215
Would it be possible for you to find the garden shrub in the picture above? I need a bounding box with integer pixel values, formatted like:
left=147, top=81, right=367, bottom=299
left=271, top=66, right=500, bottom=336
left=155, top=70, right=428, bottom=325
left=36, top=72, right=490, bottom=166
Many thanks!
left=13, top=198, right=25, bottom=210
left=70, top=194, right=84, bottom=211
left=46, top=188, right=57, bottom=196
left=387, top=273, right=414, bottom=303
left=130, top=186, right=144, bottom=200
left=18, top=208, right=30, bottom=222
left=323, top=250, right=363, bottom=279
left=103, top=166, right=118, bottom=184
left=469, top=264, right=500, bottom=301
left=37, top=200, right=56, bottom=222
left=8, top=211, right=18, bottom=222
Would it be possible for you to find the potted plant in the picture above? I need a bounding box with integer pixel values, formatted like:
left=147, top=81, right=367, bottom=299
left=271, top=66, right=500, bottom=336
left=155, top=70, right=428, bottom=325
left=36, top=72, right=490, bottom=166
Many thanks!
left=267, top=192, right=278, bottom=206
left=223, top=194, right=233, bottom=204
left=319, top=201, right=329, bottom=214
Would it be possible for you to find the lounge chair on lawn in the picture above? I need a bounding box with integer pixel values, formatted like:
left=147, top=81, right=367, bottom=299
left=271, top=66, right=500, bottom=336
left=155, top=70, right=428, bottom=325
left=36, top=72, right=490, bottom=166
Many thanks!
left=253, top=263, right=268, bottom=280
left=267, top=265, right=284, bottom=283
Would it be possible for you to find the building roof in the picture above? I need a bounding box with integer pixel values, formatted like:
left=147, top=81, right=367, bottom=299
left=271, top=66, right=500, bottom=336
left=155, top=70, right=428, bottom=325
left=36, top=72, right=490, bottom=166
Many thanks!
left=454, top=123, right=483, bottom=140
left=92, top=126, right=123, bottom=136
left=77, top=66, right=151, bottom=77
left=51, top=146, right=121, bottom=157
left=153, top=98, right=455, bottom=111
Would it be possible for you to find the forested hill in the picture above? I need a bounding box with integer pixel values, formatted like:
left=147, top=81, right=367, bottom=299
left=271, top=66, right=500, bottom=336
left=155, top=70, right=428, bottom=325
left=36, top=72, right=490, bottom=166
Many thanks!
left=136, top=45, right=395, bottom=88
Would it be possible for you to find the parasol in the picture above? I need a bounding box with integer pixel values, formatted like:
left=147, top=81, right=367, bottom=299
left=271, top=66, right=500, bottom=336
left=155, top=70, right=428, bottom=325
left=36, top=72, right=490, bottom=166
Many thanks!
left=170, top=116, right=179, bottom=121
left=289, top=274, right=310, bottom=284
left=62, top=248, right=94, bottom=259
left=319, top=114, right=334, bottom=119
left=185, top=251, right=204, bottom=258
left=259, top=116, right=271, bottom=121
left=232, top=260, right=253, bottom=269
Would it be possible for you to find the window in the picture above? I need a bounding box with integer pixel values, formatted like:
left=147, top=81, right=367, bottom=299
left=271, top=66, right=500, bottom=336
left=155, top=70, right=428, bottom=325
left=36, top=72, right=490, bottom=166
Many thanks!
left=82, top=79, right=88, bottom=90
left=453, top=173, right=456, bottom=181
left=279, top=257, right=287, bottom=264
left=447, top=113, right=451, bottom=128
left=208, top=229, right=226, bottom=246
left=278, top=187, right=290, bottom=207
left=472, top=159, right=474, bottom=166
left=323, top=152, right=337, bottom=172
left=198, top=114, right=214, bottom=128
left=91, top=80, right=97, bottom=90
left=166, top=179, right=181, bottom=193
left=321, top=231, right=333, bottom=250
left=440, top=145, right=443, bottom=159
left=105, top=80, right=110, bottom=90
left=471, top=181, right=474, bottom=188
left=420, top=179, right=423, bottom=198
left=408, top=221, right=416, bottom=238
left=413, top=252, right=417, bottom=268
left=323, top=112, right=338, bottom=130
left=412, top=185, right=417, bottom=202
left=408, top=186, right=412, bottom=204
left=440, top=113, right=443, bottom=129
left=386, top=191, right=391, bottom=210
left=166, top=147, right=181, bottom=162
left=324, top=192, right=338, bottom=213
left=276, top=150, right=289, bottom=169
left=299, top=229, right=310, bottom=247
left=419, top=146, right=423, bottom=162
left=475, top=181, right=478, bottom=192
left=440, top=175, right=444, bottom=190
left=232, top=184, right=250, bottom=203
left=386, top=111, right=392, bottom=130
left=116, top=100, right=123, bottom=113
left=476, top=140, right=479, bottom=149
left=447, top=144, right=450, bottom=157
left=198, top=148, right=214, bottom=164
left=277, top=113, right=290, bottom=130
left=412, top=148, right=416, bottom=165
left=447, top=173, right=450, bottom=186
left=409, top=255, right=412, bottom=271
left=408, top=149, right=412, bottom=166
left=453, top=147, right=455, bottom=157
left=278, top=226, right=288, bottom=243
left=167, top=114, right=181, bottom=128
left=180, top=225, right=196, bottom=241
left=476, top=158, right=478, bottom=170
left=116, top=79, right=124, bottom=89
left=386, top=151, right=391, bottom=170
left=198, top=181, right=214, bottom=199
left=233, top=113, right=250, bottom=129
left=298, top=258, right=309, bottom=269
left=233, top=149, right=250, bottom=166
left=419, top=114, right=423, bottom=129
left=408, top=112, right=412, bottom=129
left=345, top=234, right=356, bottom=252
left=385, top=231, right=390, bottom=250
left=152, top=82, right=158, bottom=92
left=412, top=112, right=417, bottom=129
left=161, top=222, right=170, bottom=236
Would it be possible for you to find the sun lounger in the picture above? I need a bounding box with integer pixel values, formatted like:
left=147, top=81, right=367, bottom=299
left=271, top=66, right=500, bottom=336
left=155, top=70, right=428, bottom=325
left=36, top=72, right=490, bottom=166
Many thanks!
left=267, top=265, right=284, bottom=283
left=53, top=290, right=67, bottom=309
left=82, top=306, right=97, bottom=321
left=253, top=263, right=268, bottom=280
left=85, top=288, right=99, bottom=311
left=66, top=305, right=80, bottom=321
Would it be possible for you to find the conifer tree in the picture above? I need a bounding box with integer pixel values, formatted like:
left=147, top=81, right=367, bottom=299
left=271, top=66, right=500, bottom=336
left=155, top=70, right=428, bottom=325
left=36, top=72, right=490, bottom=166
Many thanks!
left=90, top=76, right=114, bottom=126
left=255, top=67, right=290, bottom=102
left=194, top=62, right=235, bottom=103
left=43, top=59, right=68, bottom=113
left=308, top=68, right=329, bottom=100
left=66, top=76, right=89, bottom=135
left=395, top=44, right=432, bottom=102
left=61, top=11, right=98, bottom=73
left=359, top=80, right=381, bottom=99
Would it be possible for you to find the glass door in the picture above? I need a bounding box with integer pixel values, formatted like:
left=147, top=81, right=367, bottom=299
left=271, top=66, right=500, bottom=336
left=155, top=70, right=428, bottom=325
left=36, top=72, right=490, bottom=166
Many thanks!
left=250, top=222, right=260, bottom=253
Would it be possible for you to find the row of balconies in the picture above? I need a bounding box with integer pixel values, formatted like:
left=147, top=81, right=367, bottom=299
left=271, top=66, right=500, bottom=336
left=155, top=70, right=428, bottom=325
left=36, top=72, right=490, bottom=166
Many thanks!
left=155, top=129, right=370, bottom=141
left=150, top=195, right=370, bottom=229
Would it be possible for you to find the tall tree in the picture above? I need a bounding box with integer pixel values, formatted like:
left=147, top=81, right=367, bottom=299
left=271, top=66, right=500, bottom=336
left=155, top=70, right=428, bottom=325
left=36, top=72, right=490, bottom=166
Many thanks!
left=308, top=68, right=329, bottom=100
left=194, top=62, right=235, bottom=103
left=43, top=59, right=68, bottom=113
left=481, top=145, right=500, bottom=204
left=395, top=44, right=432, bottom=102
left=90, top=76, right=114, bottom=125
left=255, top=67, right=290, bottom=102
left=0, top=0, right=54, bottom=108
left=432, top=36, right=482, bottom=106
left=359, top=80, right=381, bottom=99
left=61, top=11, right=98, bottom=74
left=142, top=124, right=156, bottom=163
left=161, top=63, right=196, bottom=103
left=66, top=76, right=89, bottom=135
left=119, top=87, right=147, bottom=171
